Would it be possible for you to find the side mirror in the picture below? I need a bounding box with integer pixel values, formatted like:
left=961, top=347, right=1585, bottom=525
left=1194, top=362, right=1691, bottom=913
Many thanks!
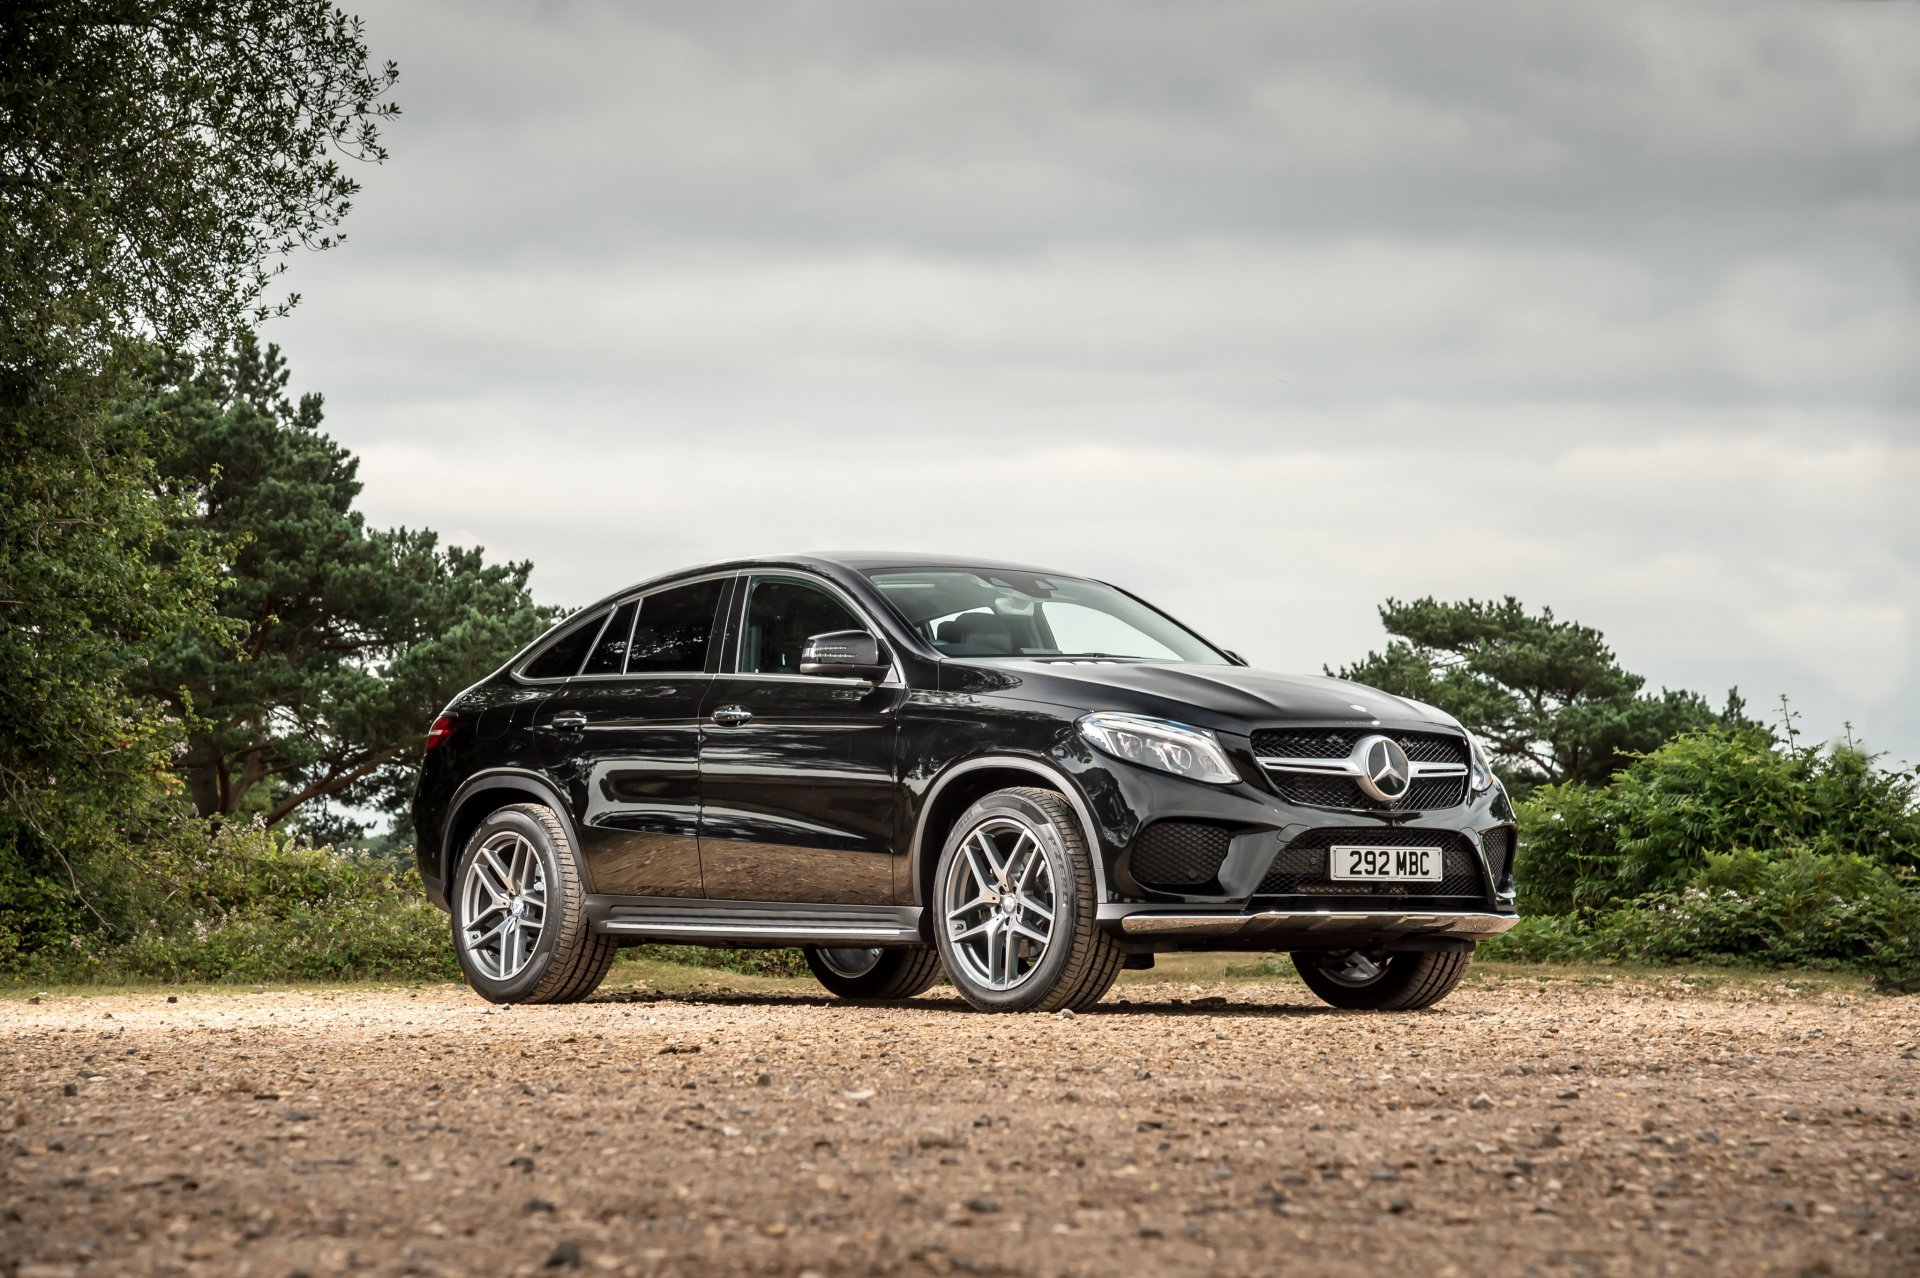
left=1223, top=649, right=1249, bottom=666
left=799, top=630, right=891, bottom=681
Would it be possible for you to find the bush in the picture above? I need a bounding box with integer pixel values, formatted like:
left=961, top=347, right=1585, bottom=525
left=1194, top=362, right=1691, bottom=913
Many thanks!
left=1496, top=728, right=1920, bottom=987
left=1515, top=726, right=1920, bottom=914
left=1487, top=848, right=1920, bottom=986
left=8, top=820, right=454, bottom=984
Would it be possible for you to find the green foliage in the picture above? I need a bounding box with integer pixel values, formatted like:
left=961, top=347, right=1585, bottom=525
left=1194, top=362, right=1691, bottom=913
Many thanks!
left=124, top=336, right=558, bottom=826
left=1497, top=725, right=1920, bottom=988
left=1516, top=726, right=1920, bottom=914
left=0, top=353, right=229, bottom=967
left=9, top=821, right=454, bottom=984
left=2, top=0, right=398, bottom=373
left=1485, top=850, right=1920, bottom=989
left=1333, top=596, right=1746, bottom=791
left=2, top=2, right=396, bottom=970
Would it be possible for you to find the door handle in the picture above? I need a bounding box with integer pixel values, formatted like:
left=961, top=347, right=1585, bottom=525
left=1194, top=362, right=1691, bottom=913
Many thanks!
left=549, top=712, right=588, bottom=731
left=710, top=705, right=753, bottom=726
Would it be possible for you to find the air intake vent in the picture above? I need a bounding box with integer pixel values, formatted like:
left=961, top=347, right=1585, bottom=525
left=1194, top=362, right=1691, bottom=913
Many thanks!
left=1481, top=827, right=1515, bottom=890
left=1127, top=821, right=1234, bottom=891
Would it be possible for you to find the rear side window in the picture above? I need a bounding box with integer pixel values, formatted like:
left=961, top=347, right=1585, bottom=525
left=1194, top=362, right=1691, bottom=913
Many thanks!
left=521, top=609, right=607, bottom=680
left=581, top=599, right=639, bottom=675
left=627, top=579, right=726, bottom=674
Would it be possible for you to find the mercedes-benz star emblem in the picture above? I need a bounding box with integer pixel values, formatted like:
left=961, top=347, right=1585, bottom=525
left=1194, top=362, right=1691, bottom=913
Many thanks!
left=1352, top=733, right=1412, bottom=803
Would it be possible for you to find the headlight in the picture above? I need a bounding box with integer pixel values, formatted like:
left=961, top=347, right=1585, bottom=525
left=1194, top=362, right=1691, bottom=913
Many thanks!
left=1078, top=713, right=1239, bottom=785
left=1468, top=733, right=1498, bottom=793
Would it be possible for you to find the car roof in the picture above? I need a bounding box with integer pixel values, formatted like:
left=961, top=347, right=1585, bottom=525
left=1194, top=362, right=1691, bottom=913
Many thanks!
left=571, top=552, right=1083, bottom=616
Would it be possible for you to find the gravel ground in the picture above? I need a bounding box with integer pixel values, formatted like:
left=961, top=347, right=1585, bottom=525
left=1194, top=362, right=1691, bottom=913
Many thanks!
left=2, top=963, right=1916, bottom=1278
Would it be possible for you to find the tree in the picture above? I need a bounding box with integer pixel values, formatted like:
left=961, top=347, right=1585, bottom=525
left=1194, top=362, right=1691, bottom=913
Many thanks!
left=1, top=2, right=396, bottom=962
left=1332, top=596, right=1746, bottom=791
left=2, top=0, right=398, bottom=372
left=126, top=336, right=556, bottom=829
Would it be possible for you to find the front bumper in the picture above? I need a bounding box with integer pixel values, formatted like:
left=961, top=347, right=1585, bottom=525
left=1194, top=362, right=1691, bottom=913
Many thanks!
left=1097, top=902, right=1517, bottom=945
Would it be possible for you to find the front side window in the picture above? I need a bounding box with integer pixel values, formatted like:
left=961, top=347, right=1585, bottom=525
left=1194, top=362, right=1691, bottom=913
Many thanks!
left=865, top=568, right=1228, bottom=663
left=521, top=608, right=608, bottom=680
left=741, top=577, right=864, bottom=675
left=626, top=578, right=725, bottom=674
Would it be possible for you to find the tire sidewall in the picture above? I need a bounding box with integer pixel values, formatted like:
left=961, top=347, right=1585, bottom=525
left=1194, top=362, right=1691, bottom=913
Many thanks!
left=450, top=808, right=572, bottom=1004
left=933, top=791, right=1086, bottom=1012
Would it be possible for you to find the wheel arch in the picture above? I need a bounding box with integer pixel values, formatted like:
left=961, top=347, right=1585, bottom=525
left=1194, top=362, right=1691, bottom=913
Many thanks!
left=441, top=769, right=582, bottom=888
left=907, top=755, right=1108, bottom=913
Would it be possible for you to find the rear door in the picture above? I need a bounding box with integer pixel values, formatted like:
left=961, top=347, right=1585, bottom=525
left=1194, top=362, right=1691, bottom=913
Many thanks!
left=696, top=573, right=904, bottom=905
left=535, top=576, right=732, bottom=897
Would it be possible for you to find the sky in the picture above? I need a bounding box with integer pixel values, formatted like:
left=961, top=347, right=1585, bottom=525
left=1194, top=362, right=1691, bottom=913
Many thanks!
left=275, top=0, right=1920, bottom=764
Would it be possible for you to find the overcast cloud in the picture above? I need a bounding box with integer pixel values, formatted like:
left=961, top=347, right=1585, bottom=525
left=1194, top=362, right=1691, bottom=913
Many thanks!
left=275, top=0, right=1920, bottom=762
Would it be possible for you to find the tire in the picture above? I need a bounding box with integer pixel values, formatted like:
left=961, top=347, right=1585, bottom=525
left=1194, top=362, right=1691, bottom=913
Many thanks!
left=1291, top=948, right=1472, bottom=1011
left=803, top=946, right=944, bottom=1000
left=450, top=804, right=616, bottom=1004
left=932, top=786, right=1123, bottom=1013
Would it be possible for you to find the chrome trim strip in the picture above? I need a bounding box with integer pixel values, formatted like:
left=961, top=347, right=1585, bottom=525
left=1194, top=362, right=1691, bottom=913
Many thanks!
left=596, top=902, right=924, bottom=944
left=1257, top=756, right=1467, bottom=779
left=1102, top=908, right=1518, bottom=938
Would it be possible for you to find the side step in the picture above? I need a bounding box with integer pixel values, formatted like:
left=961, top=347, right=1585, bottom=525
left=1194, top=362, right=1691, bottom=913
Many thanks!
left=591, top=897, right=924, bottom=946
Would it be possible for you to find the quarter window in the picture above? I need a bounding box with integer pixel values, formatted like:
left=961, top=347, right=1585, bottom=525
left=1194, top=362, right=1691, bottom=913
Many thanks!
left=741, top=577, right=864, bottom=676
left=521, top=609, right=608, bottom=680
left=626, top=579, right=726, bottom=674
left=581, top=598, right=639, bottom=675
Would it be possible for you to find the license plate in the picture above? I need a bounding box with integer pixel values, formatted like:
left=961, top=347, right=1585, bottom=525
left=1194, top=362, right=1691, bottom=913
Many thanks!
left=1329, top=844, right=1443, bottom=882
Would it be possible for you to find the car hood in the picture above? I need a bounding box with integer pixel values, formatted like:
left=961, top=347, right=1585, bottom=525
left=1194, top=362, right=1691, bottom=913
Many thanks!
left=980, top=660, right=1466, bottom=736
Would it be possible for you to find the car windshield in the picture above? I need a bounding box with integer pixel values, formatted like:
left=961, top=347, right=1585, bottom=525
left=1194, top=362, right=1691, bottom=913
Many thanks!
left=864, top=568, right=1230, bottom=664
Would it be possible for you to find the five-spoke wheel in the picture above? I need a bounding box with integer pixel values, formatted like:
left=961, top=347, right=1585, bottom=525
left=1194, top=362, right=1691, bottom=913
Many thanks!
left=932, top=787, right=1122, bottom=1012
left=942, top=815, right=1058, bottom=992
left=459, top=829, right=548, bottom=982
left=451, top=804, right=615, bottom=1004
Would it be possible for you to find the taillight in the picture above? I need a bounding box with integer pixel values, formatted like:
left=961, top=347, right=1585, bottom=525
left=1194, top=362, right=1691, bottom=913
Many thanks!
left=424, top=714, right=458, bottom=752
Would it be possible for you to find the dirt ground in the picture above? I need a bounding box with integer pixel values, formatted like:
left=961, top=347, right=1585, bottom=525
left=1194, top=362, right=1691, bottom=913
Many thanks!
left=2, top=959, right=1916, bottom=1278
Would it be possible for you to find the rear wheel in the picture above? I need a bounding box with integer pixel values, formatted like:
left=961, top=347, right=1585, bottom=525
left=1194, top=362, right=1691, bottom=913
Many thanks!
left=451, top=804, right=615, bottom=1004
left=1291, top=948, right=1471, bottom=1011
left=803, top=946, right=943, bottom=1000
left=933, top=787, right=1123, bottom=1013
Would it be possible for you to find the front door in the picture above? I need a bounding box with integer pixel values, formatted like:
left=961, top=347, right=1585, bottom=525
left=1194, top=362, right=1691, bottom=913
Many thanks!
left=697, top=574, right=902, bottom=905
left=536, top=576, right=730, bottom=897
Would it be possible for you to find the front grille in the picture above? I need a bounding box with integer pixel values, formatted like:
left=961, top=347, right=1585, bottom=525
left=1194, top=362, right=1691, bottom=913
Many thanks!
left=1251, top=729, right=1470, bottom=812
left=1482, top=827, right=1515, bottom=890
left=1128, top=821, right=1233, bottom=890
left=1250, top=728, right=1468, bottom=765
left=1255, top=827, right=1486, bottom=900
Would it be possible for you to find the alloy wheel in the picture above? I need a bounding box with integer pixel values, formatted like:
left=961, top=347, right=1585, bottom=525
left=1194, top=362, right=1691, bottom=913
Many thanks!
left=816, top=947, right=884, bottom=979
left=459, top=831, right=548, bottom=981
left=1318, top=950, right=1386, bottom=986
left=941, top=815, right=1058, bottom=991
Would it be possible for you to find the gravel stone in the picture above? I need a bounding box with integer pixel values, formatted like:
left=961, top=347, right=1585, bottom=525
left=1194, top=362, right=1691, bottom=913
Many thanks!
left=1, top=973, right=1914, bottom=1277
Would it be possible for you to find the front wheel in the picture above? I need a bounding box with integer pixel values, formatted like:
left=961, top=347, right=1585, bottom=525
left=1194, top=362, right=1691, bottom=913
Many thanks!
left=1291, top=948, right=1471, bottom=1011
left=933, top=787, right=1123, bottom=1013
left=803, top=946, right=943, bottom=1000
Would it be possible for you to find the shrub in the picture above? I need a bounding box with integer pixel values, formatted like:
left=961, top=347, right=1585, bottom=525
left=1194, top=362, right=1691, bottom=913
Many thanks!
left=1486, top=848, right=1920, bottom=988
left=10, top=820, right=454, bottom=984
left=1515, top=727, right=1920, bottom=913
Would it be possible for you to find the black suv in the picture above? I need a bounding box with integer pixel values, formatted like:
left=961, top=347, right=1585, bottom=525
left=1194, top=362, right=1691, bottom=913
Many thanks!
left=413, top=554, right=1517, bottom=1013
